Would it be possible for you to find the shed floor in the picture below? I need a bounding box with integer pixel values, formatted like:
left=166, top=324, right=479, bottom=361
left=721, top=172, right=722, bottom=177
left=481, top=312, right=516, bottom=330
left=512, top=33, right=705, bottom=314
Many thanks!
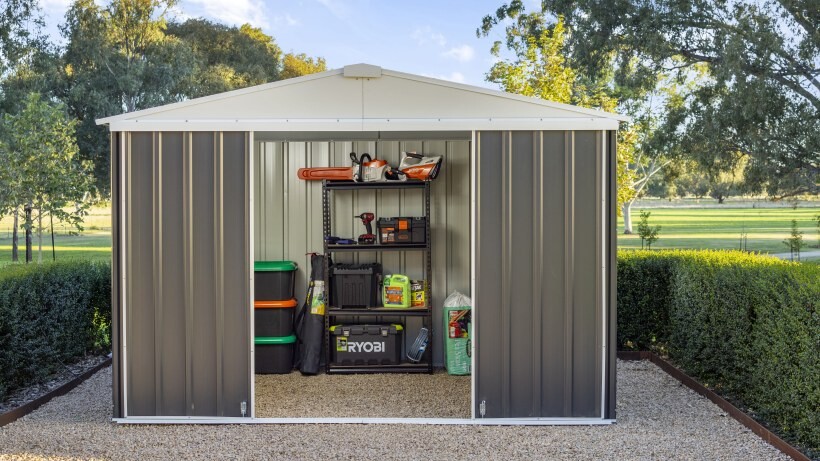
left=254, top=371, right=471, bottom=418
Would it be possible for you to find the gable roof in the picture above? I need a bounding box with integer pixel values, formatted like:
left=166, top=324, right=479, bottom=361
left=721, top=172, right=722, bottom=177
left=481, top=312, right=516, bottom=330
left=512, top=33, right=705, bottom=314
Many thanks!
left=97, top=64, right=628, bottom=132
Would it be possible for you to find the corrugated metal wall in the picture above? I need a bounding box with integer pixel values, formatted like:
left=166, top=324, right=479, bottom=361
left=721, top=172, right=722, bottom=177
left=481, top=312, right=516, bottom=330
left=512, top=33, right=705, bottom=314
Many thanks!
left=123, top=131, right=250, bottom=417
left=253, top=137, right=471, bottom=364
left=475, top=130, right=612, bottom=419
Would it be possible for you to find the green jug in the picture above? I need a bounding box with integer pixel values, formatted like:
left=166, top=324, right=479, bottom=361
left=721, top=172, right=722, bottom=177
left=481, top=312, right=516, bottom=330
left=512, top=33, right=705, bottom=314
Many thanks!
left=382, top=274, right=411, bottom=308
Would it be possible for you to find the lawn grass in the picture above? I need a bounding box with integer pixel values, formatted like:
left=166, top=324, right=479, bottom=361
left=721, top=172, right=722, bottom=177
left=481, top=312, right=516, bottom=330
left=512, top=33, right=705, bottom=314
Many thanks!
left=618, top=206, right=820, bottom=254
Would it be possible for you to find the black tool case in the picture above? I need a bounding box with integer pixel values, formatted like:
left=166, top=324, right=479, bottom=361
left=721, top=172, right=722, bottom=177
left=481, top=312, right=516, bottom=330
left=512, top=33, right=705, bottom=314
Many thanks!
left=330, top=324, right=403, bottom=365
left=330, top=263, right=382, bottom=308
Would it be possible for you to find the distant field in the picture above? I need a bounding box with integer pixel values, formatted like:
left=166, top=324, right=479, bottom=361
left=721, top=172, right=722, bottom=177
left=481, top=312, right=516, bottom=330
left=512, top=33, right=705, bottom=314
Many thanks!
left=618, top=206, right=820, bottom=254
left=0, top=206, right=112, bottom=267
left=0, top=204, right=817, bottom=267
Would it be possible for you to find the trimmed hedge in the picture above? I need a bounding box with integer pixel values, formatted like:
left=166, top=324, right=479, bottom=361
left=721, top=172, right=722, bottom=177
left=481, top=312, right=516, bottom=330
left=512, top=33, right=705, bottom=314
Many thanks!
left=0, top=260, right=111, bottom=401
left=618, top=250, right=819, bottom=457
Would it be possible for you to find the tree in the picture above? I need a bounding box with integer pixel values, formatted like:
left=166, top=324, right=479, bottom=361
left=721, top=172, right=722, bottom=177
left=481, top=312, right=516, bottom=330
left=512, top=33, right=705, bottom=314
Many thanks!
left=479, top=13, right=637, bottom=217
left=166, top=19, right=282, bottom=97
left=1, top=93, right=93, bottom=262
left=281, top=53, right=326, bottom=80
left=59, top=0, right=193, bottom=195
left=783, top=219, right=804, bottom=261
left=511, top=0, right=819, bottom=198
left=813, top=213, right=820, bottom=249
left=637, top=210, right=661, bottom=250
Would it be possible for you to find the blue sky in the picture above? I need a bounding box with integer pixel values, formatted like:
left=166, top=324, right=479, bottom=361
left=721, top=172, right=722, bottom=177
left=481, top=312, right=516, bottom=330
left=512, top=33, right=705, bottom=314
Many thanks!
left=39, top=0, right=542, bottom=88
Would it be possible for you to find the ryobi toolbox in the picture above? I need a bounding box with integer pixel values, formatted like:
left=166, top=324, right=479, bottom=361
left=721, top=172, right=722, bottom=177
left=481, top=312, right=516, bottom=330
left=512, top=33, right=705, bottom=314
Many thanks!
left=330, top=324, right=403, bottom=365
left=377, top=217, right=426, bottom=244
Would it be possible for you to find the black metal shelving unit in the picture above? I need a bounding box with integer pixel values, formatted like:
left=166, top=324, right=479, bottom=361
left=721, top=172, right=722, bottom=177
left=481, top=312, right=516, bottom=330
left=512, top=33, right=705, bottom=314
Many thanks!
left=322, top=179, right=433, bottom=374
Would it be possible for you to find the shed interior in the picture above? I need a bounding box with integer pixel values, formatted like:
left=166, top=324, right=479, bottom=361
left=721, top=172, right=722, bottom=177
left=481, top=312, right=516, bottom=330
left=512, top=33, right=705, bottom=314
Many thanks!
left=252, top=131, right=474, bottom=418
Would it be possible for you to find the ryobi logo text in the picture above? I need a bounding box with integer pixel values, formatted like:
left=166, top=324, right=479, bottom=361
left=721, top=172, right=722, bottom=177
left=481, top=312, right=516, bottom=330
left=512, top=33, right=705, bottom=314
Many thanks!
left=346, top=341, right=385, bottom=353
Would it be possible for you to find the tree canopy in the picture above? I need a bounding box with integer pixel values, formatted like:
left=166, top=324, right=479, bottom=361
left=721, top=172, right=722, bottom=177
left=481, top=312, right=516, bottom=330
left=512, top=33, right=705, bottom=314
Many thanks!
left=481, top=0, right=819, bottom=198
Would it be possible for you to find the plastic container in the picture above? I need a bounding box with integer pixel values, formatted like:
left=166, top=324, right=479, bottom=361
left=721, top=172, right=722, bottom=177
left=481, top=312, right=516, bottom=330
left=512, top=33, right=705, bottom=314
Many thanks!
left=254, top=299, right=297, bottom=337
left=255, top=335, right=296, bottom=374
left=330, top=263, right=382, bottom=308
left=382, top=274, right=411, bottom=308
left=330, top=324, right=403, bottom=366
left=254, top=261, right=297, bottom=300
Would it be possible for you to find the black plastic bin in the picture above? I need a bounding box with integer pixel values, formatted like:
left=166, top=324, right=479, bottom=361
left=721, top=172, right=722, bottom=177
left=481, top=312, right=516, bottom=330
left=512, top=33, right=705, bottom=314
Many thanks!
left=330, top=324, right=403, bottom=366
left=254, top=261, right=297, bottom=300
left=254, top=299, right=297, bottom=337
left=255, top=335, right=296, bottom=374
left=330, top=263, right=382, bottom=308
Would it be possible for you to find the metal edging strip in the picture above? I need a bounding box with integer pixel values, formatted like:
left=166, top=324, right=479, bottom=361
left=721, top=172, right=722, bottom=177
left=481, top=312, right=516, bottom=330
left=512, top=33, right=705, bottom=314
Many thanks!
left=114, top=416, right=615, bottom=425
left=599, top=130, right=607, bottom=419
left=469, top=130, right=477, bottom=420
left=248, top=131, right=255, bottom=418
left=121, top=132, right=128, bottom=418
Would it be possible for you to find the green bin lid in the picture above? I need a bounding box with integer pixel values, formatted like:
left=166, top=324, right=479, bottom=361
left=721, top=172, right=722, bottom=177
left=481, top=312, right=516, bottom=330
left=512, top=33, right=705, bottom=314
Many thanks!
left=255, top=334, right=297, bottom=345
left=254, top=261, right=298, bottom=272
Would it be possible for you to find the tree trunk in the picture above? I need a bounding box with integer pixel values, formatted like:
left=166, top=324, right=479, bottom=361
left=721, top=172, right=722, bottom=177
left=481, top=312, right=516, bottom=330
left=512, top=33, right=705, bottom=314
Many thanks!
left=51, top=214, right=56, bottom=261
left=12, top=208, right=19, bottom=262
left=24, top=204, right=32, bottom=263
left=622, top=200, right=635, bottom=234
left=37, top=210, right=42, bottom=263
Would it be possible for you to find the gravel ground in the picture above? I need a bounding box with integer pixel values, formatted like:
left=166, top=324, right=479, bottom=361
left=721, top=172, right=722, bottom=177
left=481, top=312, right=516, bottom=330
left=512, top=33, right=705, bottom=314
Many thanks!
left=0, top=361, right=790, bottom=461
left=255, top=371, right=470, bottom=418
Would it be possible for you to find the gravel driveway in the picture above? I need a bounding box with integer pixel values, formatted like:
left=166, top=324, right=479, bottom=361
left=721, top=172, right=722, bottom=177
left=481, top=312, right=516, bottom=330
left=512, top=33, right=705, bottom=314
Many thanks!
left=0, top=361, right=789, bottom=461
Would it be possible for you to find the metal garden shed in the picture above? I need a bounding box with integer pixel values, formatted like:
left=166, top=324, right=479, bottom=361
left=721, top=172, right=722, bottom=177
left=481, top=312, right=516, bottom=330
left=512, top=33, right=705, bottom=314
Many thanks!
left=98, top=63, right=623, bottom=424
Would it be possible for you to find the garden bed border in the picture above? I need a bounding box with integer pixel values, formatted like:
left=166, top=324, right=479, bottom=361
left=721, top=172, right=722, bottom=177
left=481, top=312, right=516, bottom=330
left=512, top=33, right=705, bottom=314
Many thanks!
left=618, top=351, right=809, bottom=461
left=0, top=357, right=112, bottom=428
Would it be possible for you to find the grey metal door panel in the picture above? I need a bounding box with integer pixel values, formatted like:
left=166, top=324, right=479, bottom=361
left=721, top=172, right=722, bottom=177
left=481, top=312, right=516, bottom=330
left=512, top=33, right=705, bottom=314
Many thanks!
left=158, top=132, right=187, bottom=415
left=123, top=131, right=250, bottom=418
left=126, top=132, right=157, bottom=416
left=540, top=131, right=568, bottom=416
left=475, top=131, right=504, bottom=417
left=571, top=131, right=602, bottom=417
left=476, top=130, right=609, bottom=419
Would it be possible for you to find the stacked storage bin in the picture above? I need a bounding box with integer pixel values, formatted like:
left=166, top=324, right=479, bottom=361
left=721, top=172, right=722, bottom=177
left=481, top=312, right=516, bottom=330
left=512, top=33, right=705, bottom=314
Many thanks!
left=254, top=261, right=298, bottom=374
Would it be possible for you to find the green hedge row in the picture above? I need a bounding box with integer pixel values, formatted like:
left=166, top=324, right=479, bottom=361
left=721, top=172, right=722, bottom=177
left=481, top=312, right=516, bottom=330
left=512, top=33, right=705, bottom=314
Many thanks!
left=0, top=260, right=111, bottom=401
left=618, top=250, right=819, bottom=456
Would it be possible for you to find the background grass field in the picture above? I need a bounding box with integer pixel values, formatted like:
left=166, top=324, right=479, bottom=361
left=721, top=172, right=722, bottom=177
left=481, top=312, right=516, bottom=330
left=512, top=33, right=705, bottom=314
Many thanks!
left=0, top=202, right=816, bottom=267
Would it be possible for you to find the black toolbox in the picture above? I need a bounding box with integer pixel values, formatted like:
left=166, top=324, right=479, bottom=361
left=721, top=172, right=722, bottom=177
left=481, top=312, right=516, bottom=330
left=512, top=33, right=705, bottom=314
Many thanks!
left=330, top=263, right=382, bottom=308
left=330, top=324, right=403, bottom=365
left=377, top=217, right=426, bottom=244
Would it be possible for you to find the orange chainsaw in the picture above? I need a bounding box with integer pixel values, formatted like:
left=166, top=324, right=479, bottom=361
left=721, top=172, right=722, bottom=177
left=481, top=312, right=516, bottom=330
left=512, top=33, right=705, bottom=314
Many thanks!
left=297, top=152, right=441, bottom=182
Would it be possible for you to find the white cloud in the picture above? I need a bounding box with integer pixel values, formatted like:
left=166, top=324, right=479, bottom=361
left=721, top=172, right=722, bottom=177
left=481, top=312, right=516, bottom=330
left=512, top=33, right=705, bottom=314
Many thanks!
left=424, top=72, right=465, bottom=84
left=186, top=0, right=269, bottom=28
left=411, top=26, right=446, bottom=47
left=442, top=45, right=474, bottom=62
left=316, top=0, right=350, bottom=20
left=272, top=13, right=300, bottom=27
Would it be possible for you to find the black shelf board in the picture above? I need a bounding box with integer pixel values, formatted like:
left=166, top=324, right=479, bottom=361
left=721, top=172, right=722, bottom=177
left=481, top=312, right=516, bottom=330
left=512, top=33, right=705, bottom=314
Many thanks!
left=327, top=243, right=427, bottom=252
left=326, top=362, right=432, bottom=374
left=328, top=307, right=430, bottom=317
left=324, top=180, right=427, bottom=190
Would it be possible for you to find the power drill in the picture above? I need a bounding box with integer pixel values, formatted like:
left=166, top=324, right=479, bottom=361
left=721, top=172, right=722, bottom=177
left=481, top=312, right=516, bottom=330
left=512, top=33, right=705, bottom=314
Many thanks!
left=355, top=212, right=376, bottom=244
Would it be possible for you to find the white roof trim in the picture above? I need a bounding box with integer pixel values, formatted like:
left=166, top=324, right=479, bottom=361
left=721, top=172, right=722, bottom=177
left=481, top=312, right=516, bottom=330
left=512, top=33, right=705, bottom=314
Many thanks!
left=97, top=63, right=629, bottom=126
left=106, top=117, right=621, bottom=132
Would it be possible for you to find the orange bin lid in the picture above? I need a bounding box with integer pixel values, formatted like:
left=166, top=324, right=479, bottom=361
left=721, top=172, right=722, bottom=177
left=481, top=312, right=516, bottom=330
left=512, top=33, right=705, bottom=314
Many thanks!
left=254, top=299, right=298, bottom=309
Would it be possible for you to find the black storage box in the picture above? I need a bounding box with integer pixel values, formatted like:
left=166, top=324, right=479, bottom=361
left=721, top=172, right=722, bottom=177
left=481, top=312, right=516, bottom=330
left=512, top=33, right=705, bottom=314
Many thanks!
left=330, top=263, right=382, bottom=308
left=330, top=324, right=403, bottom=366
left=377, top=217, right=426, bottom=244
left=254, top=261, right=297, bottom=300
left=254, top=299, right=297, bottom=337
left=255, top=335, right=295, bottom=374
